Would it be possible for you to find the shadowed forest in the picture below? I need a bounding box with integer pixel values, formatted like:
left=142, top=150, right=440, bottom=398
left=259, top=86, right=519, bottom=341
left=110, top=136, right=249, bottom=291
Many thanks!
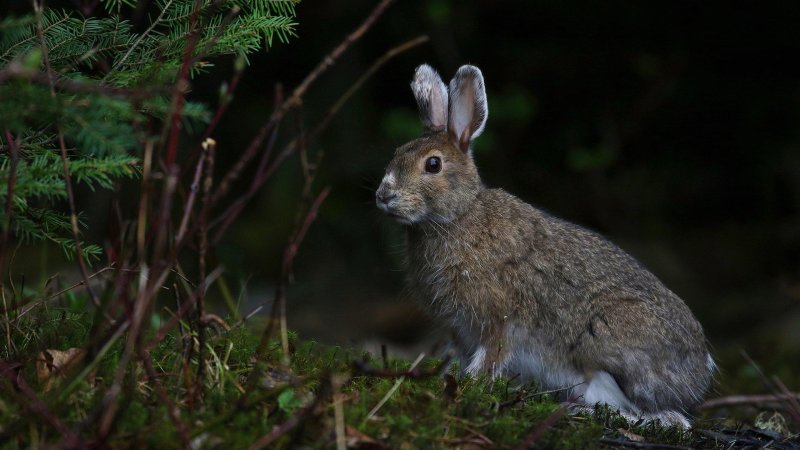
left=0, top=0, right=798, bottom=448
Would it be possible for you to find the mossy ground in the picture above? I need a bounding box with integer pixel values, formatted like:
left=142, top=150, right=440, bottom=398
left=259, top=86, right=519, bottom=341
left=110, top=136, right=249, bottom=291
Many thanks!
left=0, top=307, right=797, bottom=449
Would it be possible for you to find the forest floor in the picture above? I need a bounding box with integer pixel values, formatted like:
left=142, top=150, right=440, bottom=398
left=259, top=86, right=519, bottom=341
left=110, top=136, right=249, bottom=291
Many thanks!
left=1, top=308, right=799, bottom=449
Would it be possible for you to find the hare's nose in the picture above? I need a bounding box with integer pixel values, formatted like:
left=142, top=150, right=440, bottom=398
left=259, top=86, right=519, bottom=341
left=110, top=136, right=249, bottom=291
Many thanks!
left=376, top=192, right=397, bottom=205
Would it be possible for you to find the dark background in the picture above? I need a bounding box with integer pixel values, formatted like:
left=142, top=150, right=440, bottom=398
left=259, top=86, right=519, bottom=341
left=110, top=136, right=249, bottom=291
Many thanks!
left=213, top=1, right=799, bottom=361
left=7, top=1, right=800, bottom=385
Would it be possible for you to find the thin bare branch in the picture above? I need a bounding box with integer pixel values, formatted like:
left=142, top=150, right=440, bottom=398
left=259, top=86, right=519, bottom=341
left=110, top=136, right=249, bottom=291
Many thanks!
left=0, top=360, right=82, bottom=448
left=0, top=130, right=19, bottom=286
left=5, top=265, right=117, bottom=322
left=174, top=144, right=206, bottom=244
left=209, top=34, right=425, bottom=242
left=139, top=349, right=192, bottom=449
left=193, top=137, right=216, bottom=401
left=211, top=0, right=398, bottom=206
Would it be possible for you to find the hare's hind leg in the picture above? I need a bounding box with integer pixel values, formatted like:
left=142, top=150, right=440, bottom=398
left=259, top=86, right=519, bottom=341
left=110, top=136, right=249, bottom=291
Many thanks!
left=580, top=371, right=691, bottom=428
left=569, top=295, right=709, bottom=427
left=583, top=371, right=637, bottom=411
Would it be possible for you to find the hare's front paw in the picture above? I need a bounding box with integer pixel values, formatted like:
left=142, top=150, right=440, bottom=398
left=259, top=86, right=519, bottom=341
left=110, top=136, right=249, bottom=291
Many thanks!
left=461, top=345, right=505, bottom=379
left=463, top=345, right=487, bottom=376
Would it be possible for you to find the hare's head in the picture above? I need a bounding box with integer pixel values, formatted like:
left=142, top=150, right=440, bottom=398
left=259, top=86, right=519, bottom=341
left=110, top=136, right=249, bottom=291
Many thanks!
left=376, top=64, right=488, bottom=224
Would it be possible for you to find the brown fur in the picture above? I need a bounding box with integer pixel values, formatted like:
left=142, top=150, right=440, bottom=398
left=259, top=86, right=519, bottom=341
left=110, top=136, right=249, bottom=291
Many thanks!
left=376, top=64, right=713, bottom=424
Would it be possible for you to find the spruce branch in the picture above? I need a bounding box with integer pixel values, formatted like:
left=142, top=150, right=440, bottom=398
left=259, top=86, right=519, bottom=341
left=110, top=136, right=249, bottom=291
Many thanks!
left=0, top=63, right=169, bottom=97
left=33, top=0, right=99, bottom=306
left=103, top=0, right=175, bottom=80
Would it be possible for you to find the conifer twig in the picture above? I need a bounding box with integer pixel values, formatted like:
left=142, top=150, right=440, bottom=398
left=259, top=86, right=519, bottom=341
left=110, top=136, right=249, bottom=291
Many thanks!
left=0, top=65, right=169, bottom=96
left=103, top=0, right=176, bottom=80
left=33, top=0, right=99, bottom=307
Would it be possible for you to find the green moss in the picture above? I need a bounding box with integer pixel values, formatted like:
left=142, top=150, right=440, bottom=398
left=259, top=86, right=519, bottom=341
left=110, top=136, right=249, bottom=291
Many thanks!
left=1, top=309, right=795, bottom=449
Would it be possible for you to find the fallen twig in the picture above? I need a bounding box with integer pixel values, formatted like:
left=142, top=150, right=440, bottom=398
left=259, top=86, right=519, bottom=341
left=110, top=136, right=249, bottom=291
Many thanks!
left=247, top=385, right=328, bottom=450
left=513, top=404, right=568, bottom=450
left=0, top=359, right=82, bottom=448
left=353, top=353, right=451, bottom=380
left=599, top=438, right=694, bottom=450
left=700, top=392, right=800, bottom=410
left=363, top=353, right=426, bottom=422
left=499, top=382, right=585, bottom=410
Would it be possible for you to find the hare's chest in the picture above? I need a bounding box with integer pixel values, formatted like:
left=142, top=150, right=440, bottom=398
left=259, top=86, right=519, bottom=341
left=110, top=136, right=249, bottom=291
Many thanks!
left=408, top=238, right=503, bottom=312
left=410, top=250, right=471, bottom=301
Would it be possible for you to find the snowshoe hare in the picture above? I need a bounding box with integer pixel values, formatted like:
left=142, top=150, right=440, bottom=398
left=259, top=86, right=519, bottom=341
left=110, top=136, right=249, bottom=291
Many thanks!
left=375, top=64, right=714, bottom=427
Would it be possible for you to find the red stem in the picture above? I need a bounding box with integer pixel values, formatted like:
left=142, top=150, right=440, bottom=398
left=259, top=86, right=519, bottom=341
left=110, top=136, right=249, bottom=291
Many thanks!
left=164, top=4, right=202, bottom=168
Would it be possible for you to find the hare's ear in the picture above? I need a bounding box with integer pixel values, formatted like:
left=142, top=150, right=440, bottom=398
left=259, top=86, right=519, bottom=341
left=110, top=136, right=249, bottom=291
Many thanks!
left=447, top=65, right=488, bottom=153
left=411, top=64, right=449, bottom=132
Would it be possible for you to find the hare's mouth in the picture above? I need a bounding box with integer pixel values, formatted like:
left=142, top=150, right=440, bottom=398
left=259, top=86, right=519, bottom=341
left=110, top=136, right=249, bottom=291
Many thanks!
left=387, top=211, right=412, bottom=223
left=382, top=208, right=409, bottom=222
left=378, top=204, right=414, bottom=224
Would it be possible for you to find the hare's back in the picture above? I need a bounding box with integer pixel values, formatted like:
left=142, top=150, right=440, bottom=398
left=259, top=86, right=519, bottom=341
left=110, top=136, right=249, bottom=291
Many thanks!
left=478, top=189, right=701, bottom=322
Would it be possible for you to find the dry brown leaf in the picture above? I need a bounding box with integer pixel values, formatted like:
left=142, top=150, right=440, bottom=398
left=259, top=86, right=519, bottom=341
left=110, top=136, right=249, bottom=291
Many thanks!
left=35, top=348, right=88, bottom=392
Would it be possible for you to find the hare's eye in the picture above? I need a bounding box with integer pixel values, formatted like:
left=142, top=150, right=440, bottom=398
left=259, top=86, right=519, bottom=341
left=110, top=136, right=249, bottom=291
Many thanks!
left=424, top=156, right=442, bottom=174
